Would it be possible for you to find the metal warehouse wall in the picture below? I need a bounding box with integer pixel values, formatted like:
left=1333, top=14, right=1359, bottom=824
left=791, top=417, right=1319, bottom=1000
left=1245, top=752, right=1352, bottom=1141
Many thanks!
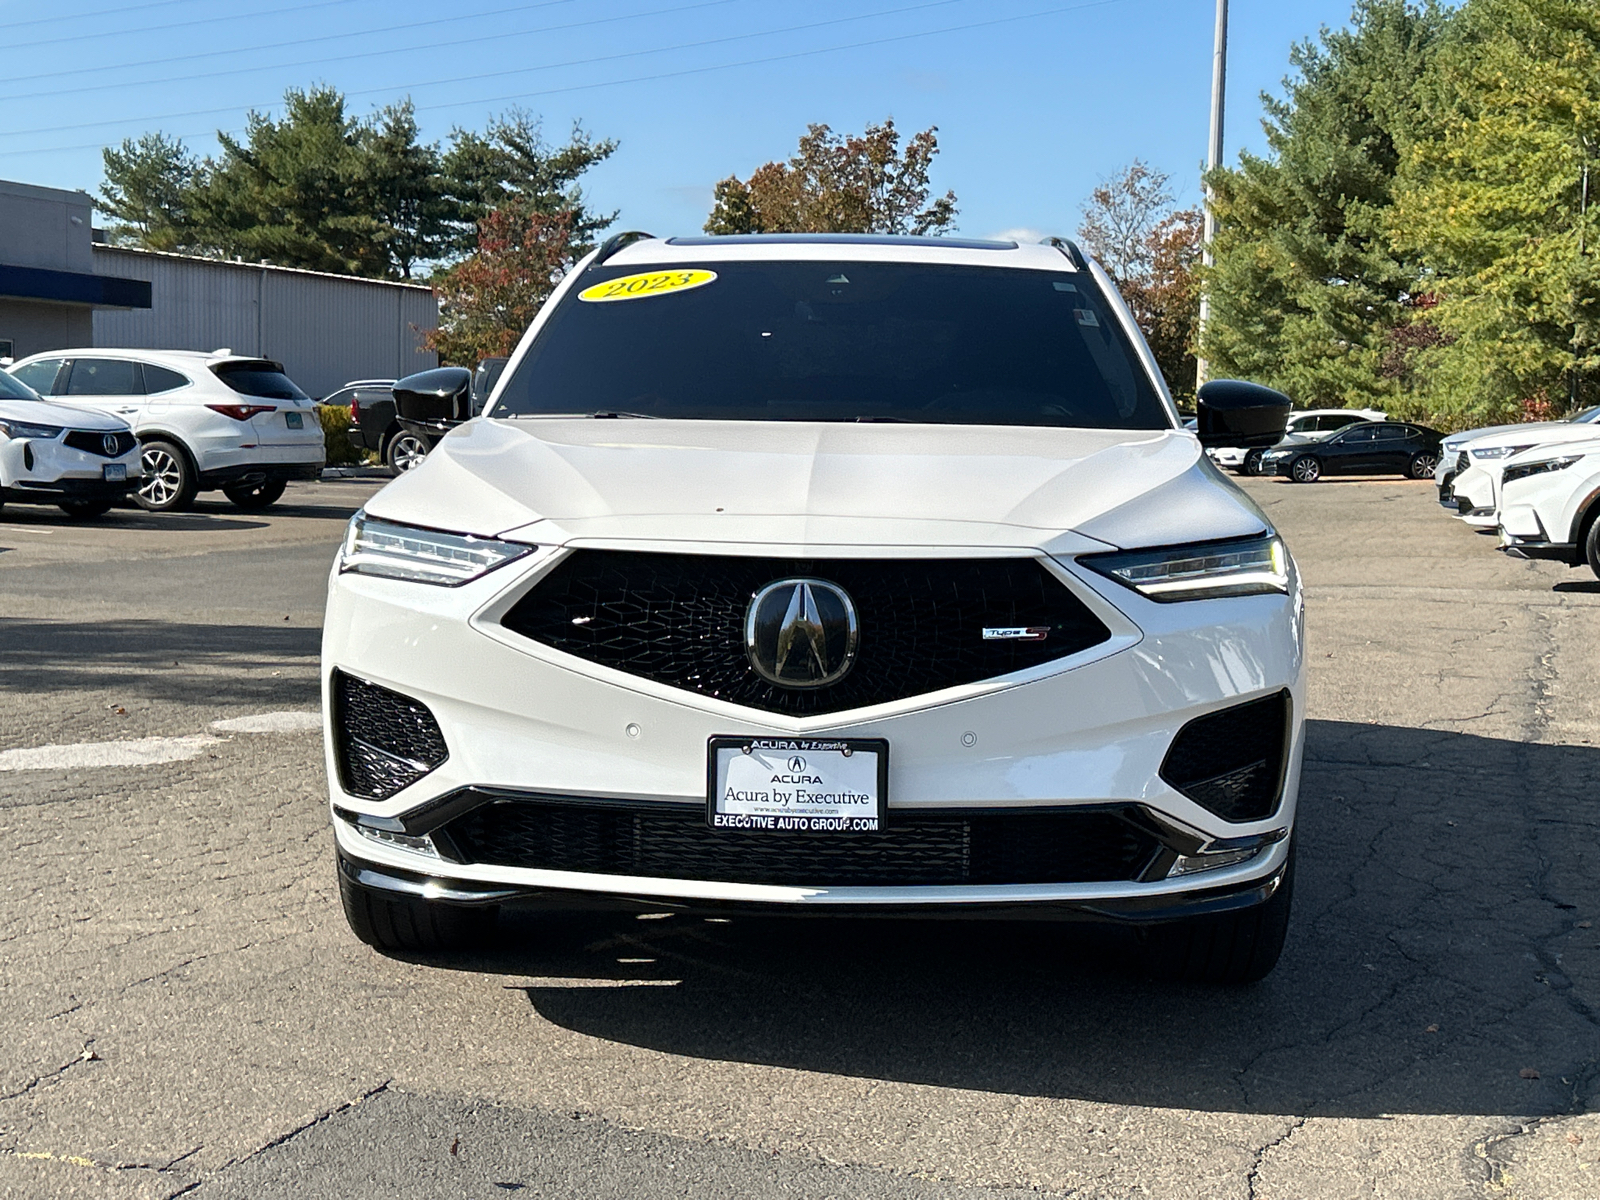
left=91, top=246, right=438, bottom=398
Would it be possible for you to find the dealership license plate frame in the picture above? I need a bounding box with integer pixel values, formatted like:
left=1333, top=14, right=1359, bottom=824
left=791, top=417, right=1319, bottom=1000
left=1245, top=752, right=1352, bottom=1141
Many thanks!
left=102, top=463, right=127, bottom=481
left=707, top=736, right=888, bottom=834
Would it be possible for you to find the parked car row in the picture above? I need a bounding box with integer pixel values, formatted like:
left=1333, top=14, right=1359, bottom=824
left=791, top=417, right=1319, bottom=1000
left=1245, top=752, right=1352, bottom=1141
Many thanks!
left=339, top=356, right=506, bottom=473
left=1206, top=405, right=1444, bottom=483
left=1431, top=405, right=1600, bottom=578
left=1, top=347, right=326, bottom=516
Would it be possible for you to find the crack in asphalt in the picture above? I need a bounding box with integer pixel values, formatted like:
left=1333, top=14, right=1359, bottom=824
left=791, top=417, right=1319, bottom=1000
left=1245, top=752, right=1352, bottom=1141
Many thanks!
left=1244, top=1116, right=1307, bottom=1200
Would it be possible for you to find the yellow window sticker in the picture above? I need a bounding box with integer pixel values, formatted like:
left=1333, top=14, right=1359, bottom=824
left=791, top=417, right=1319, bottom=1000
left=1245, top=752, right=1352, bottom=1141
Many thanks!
left=578, top=269, right=717, bottom=303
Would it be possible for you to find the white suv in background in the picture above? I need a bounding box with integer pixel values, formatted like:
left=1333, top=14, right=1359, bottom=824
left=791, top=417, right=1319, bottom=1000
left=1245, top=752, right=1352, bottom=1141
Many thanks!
left=6, top=349, right=325, bottom=512
left=1441, top=408, right=1600, bottom=529
left=1497, top=436, right=1600, bottom=576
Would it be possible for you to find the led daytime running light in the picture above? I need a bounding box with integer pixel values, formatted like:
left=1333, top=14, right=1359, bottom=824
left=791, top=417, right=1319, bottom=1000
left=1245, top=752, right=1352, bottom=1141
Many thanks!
left=0, top=419, right=63, bottom=439
left=339, top=511, right=533, bottom=586
left=1469, top=443, right=1533, bottom=461
left=1501, top=455, right=1581, bottom=485
left=1081, top=534, right=1290, bottom=603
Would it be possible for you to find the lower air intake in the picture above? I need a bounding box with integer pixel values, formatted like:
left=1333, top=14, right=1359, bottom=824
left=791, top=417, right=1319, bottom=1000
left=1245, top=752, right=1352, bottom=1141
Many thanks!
left=438, top=797, right=1161, bottom=886
left=332, top=670, right=448, bottom=800
left=1160, top=691, right=1291, bottom=822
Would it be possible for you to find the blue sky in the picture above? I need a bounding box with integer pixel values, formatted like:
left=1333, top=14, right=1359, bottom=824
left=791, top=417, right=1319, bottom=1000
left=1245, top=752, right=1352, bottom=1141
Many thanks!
left=1, top=0, right=1361, bottom=242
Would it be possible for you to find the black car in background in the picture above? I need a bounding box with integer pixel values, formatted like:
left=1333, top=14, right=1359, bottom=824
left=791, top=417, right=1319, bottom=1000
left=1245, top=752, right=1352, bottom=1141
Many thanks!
left=1263, top=421, right=1443, bottom=483
left=340, top=357, right=508, bottom=474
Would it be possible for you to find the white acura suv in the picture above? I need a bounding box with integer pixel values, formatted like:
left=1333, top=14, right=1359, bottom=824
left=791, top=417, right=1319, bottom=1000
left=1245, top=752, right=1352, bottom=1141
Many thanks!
left=0, top=367, right=143, bottom=516
left=1497, top=435, right=1600, bottom=575
left=324, top=234, right=1305, bottom=984
left=6, top=349, right=325, bottom=512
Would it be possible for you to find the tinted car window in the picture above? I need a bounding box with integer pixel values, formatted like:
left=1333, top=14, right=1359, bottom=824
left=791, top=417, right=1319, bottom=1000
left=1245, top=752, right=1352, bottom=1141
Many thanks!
left=9, top=359, right=62, bottom=394
left=143, top=364, right=190, bottom=393
left=0, top=369, right=42, bottom=400
left=212, top=360, right=309, bottom=400
left=1338, top=426, right=1378, bottom=443
left=1371, top=425, right=1407, bottom=442
left=66, top=358, right=143, bottom=395
left=495, top=261, right=1169, bottom=430
left=1321, top=414, right=1362, bottom=430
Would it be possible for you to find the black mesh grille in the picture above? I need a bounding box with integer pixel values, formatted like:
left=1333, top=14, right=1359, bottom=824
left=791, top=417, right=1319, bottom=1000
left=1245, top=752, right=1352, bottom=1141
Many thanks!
left=441, top=798, right=1160, bottom=886
left=500, top=551, right=1112, bottom=715
left=1160, top=691, right=1291, bottom=822
left=64, top=430, right=138, bottom=458
left=332, top=671, right=448, bottom=800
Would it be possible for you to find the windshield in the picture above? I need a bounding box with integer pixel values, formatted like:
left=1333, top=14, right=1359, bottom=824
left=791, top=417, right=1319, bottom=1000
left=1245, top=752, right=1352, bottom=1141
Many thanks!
left=1570, top=406, right=1600, bottom=424
left=493, top=261, right=1170, bottom=429
left=0, top=370, right=42, bottom=401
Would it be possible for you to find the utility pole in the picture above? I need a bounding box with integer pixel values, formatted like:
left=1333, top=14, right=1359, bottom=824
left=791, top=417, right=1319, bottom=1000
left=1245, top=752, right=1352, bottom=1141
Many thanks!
left=1195, top=0, right=1229, bottom=391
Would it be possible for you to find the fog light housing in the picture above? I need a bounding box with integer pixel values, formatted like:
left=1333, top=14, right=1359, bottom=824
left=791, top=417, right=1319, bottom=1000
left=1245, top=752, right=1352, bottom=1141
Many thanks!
left=1168, top=846, right=1261, bottom=877
left=353, top=824, right=441, bottom=859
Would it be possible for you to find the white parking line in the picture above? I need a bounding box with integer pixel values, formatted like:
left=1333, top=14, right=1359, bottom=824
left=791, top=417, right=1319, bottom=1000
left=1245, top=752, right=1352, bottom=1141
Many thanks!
left=210, top=711, right=321, bottom=734
left=0, top=735, right=220, bottom=771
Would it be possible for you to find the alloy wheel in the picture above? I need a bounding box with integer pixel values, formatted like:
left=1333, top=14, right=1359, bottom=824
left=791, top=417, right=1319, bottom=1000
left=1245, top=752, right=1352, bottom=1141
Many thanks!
left=140, top=446, right=183, bottom=506
left=389, top=434, right=429, bottom=473
left=1243, top=449, right=1265, bottom=476
left=1411, top=453, right=1440, bottom=479
left=1291, top=456, right=1321, bottom=483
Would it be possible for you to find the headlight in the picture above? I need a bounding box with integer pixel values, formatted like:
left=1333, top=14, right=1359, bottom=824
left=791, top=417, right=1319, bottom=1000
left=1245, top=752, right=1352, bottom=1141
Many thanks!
left=338, top=511, right=534, bottom=586
left=1502, top=455, right=1581, bottom=486
left=1469, top=444, right=1533, bottom=461
left=1079, top=533, right=1290, bottom=602
left=0, top=419, right=63, bottom=439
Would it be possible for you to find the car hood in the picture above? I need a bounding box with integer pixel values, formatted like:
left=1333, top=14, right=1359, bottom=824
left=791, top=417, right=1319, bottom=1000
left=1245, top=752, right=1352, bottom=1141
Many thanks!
left=1267, top=433, right=1320, bottom=451
left=1461, top=422, right=1600, bottom=454
left=363, top=419, right=1272, bottom=554
left=0, top=399, right=130, bottom=432
left=1444, top=422, right=1539, bottom=450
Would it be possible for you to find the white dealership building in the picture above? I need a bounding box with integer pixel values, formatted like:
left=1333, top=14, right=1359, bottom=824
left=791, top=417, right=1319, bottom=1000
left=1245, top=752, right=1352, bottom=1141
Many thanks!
left=0, top=178, right=438, bottom=398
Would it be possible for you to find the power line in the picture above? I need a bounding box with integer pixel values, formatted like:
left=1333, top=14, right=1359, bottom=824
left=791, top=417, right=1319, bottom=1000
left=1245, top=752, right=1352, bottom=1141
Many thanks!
left=0, top=0, right=747, bottom=98
left=2, top=0, right=603, bottom=85
left=9, top=0, right=221, bottom=31
left=1, top=0, right=971, bottom=138
left=8, top=0, right=435, bottom=50
left=0, top=0, right=1125, bottom=159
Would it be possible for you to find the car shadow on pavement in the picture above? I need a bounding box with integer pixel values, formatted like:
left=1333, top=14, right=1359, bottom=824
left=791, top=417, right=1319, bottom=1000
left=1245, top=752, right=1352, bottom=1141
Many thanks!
left=1, top=510, right=270, bottom=533
left=0, top=618, right=321, bottom=707
left=440, top=719, right=1600, bottom=1120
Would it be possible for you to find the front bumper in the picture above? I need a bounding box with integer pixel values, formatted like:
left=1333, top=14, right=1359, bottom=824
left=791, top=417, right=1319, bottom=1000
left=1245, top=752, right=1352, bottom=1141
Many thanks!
left=1451, top=464, right=1499, bottom=526
left=336, top=840, right=1292, bottom=923
left=0, top=434, right=143, bottom=500
left=323, top=544, right=1306, bottom=913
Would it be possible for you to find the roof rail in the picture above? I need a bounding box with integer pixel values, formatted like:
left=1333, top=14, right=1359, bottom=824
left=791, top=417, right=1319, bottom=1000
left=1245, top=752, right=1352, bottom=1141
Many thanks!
left=591, top=230, right=655, bottom=266
left=1041, top=237, right=1090, bottom=271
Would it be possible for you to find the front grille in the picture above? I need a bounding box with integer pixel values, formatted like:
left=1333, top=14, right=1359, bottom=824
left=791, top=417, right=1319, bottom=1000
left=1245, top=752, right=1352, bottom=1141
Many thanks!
left=331, top=671, right=448, bottom=800
left=440, top=797, right=1161, bottom=886
left=1160, top=691, right=1291, bottom=822
left=64, top=430, right=138, bottom=458
left=500, top=551, right=1112, bottom=715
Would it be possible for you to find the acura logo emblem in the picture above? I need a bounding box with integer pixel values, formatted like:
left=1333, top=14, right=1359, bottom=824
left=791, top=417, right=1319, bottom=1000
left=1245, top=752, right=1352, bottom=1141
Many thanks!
left=744, top=578, right=858, bottom=689
left=102, top=433, right=119, bottom=456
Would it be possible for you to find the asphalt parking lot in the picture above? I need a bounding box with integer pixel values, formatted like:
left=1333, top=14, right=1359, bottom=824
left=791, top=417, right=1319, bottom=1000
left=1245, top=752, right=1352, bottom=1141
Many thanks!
left=3, top=473, right=1599, bottom=1200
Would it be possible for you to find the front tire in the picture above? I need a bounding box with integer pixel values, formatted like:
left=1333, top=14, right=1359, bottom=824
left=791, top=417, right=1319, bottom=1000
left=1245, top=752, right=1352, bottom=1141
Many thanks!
left=135, top=439, right=198, bottom=512
left=1585, top=513, right=1600, bottom=580
left=1289, top=455, right=1321, bottom=483
left=222, top=479, right=287, bottom=510
left=385, top=431, right=430, bottom=474
left=1242, top=448, right=1266, bottom=476
left=1140, top=848, right=1295, bottom=985
left=1409, top=452, right=1439, bottom=479
left=338, top=862, right=497, bottom=954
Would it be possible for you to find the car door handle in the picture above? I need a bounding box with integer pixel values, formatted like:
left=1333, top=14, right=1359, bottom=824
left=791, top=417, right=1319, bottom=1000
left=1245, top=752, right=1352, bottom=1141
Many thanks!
left=115, top=406, right=138, bottom=414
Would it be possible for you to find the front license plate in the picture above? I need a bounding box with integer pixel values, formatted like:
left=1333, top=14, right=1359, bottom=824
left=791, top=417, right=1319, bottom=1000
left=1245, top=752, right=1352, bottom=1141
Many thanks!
left=285, top=411, right=304, bottom=429
left=102, top=463, right=127, bottom=481
left=708, top=736, right=888, bottom=833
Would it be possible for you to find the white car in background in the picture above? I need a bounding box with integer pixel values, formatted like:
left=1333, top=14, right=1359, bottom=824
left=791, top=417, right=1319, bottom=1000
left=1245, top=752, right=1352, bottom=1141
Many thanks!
left=1439, top=407, right=1600, bottom=529
left=1497, top=436, right=1600, bottom=576
left=6, top=349, right=325, bottom=512
left=0, top=367, right=142, bottom=518
left=1435, top=406, right=1600, bottom=514
left=1208, top=408, right=1385, bottom=476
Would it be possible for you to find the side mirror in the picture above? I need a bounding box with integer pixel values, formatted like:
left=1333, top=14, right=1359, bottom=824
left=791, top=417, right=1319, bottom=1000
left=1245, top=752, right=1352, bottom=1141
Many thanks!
left=1195, top=380, right=1292, bottom=449
left=393, top=367, right=473, bottom=432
